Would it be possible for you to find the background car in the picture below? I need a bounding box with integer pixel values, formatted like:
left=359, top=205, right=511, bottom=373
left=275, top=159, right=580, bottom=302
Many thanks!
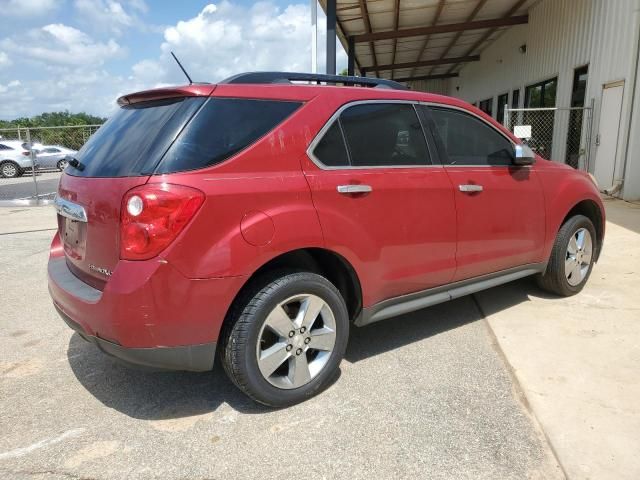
left=35, top=145, right=77, bottom=171
left=0, top=140, right=39, bottom=178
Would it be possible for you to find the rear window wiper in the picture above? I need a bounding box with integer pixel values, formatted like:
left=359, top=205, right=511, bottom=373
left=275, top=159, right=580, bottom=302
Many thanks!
left=66, top=155, right=85, bottom=171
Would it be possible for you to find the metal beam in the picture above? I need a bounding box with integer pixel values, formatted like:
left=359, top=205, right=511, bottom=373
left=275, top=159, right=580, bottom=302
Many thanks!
left=409, top=0, right=445, bottom=79
left=348, top=36, right=356, bottom=76
left=446, top=0, right=528, bottom=75
left=353, top=15, right=528, bottom=43
left=326, top=0, right=336, bottom=75
left=424, top=0, right=487, bottom=78
left=373, top=55, right=480, bottom=72
left=390, top=0, right=401, bottom=78
left=394, top=73, right=459, bottom=83
left=358, top=0, right=378, bottom=76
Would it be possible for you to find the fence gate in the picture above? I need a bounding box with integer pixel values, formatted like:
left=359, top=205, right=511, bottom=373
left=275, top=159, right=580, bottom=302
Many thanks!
left=504, top=105, right=593, bottom=171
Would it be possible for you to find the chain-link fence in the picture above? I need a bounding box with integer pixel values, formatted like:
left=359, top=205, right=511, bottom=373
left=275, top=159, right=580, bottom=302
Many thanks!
left=504, top=106, right=593, bottom=170
left=0, top=125, right=102, bottom=204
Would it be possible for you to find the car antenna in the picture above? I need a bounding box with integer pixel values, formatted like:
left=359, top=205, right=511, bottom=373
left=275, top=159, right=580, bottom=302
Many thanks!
left=170, top=51, right=193, bottom=85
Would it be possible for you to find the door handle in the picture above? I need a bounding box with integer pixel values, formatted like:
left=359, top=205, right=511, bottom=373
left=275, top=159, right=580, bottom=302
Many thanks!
left=459, top=184, right=483, bottom=193
left=337, top=184, right=373, bottom=194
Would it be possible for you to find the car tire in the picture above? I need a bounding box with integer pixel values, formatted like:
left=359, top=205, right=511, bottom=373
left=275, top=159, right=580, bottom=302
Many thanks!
left=536, top=214, right=597, bottom=296
left=57, top=159, right=68, bottom=171
left=0, top=161, right=22, bottom=178
left=220, top=271, right=349, bottom=407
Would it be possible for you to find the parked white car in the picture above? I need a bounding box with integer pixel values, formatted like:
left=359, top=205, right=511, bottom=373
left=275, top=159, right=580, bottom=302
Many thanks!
left=35, top=145, right=77, bottom=171
left=0, top=140, right=39, bottom=178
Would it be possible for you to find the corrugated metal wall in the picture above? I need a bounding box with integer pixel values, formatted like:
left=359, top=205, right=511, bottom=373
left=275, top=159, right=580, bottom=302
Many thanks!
left=426, top=0, right=640, bottom=199
left=407, top=78, right=450, bottom=95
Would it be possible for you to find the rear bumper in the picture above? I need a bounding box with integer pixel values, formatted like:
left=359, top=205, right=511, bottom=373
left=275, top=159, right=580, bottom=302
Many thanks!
left=56, top=304, right=216, bottom=371
left=47, top=233, right=246, bottom=371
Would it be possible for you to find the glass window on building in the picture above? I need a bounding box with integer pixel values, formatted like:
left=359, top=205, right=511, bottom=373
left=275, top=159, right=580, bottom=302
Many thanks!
left=525, top=77, right=558, bottom=107
left=478, top=98, right=493, bottom=117
left=566, top=65, right=589, bottom=168
left=511, top=89, right=520, bottom=109
left=497, top=93, right=509, bottom=124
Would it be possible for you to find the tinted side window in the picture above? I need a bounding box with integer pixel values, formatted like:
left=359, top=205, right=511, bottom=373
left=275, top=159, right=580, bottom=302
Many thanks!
left=339, top=103, right=430, bottom=167
left=70, top=97, right=205, bottom=177
left=313, top=122, right=349, bottom=167
left=0, top=144, right=12, bottom=150
left=427, top=107, right=514, bottom=166
left=159, top=98, right=301, bottom=173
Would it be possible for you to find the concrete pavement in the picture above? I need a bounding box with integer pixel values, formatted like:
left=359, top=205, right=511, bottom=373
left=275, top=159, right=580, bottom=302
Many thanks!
left=475, top=198, right=640, bottom=480
left=0, top=206, right=560, bottom=479
left=1, top=199, right=638, bottom=479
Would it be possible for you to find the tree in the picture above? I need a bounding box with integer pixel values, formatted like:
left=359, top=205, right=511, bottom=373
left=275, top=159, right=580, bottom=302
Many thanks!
left=0, top=111, right=106, bottom=129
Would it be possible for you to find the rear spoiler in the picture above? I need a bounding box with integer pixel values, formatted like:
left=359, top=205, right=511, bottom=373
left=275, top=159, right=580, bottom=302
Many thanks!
left=116, top=84, right=215, bottom=106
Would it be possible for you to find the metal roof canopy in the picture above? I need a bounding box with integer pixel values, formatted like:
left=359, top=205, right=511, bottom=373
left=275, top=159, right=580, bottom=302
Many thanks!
left=319, top=0, right=535, bottom=83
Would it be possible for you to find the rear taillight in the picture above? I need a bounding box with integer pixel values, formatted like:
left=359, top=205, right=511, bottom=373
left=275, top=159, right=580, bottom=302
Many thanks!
left=22, top=151, right=30, bottom=156
left=120, top=183, right=205, bottom=260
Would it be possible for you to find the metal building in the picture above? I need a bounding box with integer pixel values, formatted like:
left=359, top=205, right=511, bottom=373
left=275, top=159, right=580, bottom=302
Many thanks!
left=319, top=0, right=640, bottom=201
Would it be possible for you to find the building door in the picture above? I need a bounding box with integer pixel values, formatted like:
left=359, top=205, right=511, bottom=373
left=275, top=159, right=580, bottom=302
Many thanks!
left=594, top=81, right=624, bottom=188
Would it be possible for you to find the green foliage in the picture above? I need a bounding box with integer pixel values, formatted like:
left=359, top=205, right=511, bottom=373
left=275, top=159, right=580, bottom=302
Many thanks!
left=0, top=111, right=106, bottom=129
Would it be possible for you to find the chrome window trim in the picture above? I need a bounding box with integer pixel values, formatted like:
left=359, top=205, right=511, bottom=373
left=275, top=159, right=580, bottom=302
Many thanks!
left=306, top=99, right=442, bottom=170
left=418, top=101, right=533, bottom=169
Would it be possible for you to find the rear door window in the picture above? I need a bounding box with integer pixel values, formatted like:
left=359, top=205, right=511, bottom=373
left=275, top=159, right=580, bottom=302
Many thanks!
left=339, top=103, right=431, bottom=167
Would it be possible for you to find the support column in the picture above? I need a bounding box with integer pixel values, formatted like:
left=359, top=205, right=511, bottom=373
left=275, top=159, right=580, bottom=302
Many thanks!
left=347, top=36, right=355, bottom=76
left=326, top=0, right=336, bottom=75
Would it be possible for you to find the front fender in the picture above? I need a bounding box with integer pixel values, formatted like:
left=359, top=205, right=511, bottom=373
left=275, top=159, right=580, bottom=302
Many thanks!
left=537, top=164, right=605, bottom=261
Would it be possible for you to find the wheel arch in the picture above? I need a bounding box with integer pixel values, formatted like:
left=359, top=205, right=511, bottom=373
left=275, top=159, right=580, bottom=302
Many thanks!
left=560, top=199, right=604, bottom=262
left=225, top=247, right=363, bottom=324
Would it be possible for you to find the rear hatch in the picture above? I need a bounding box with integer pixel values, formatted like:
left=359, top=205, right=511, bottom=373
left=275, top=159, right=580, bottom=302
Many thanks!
left=57, top=87, right=213, bottom=288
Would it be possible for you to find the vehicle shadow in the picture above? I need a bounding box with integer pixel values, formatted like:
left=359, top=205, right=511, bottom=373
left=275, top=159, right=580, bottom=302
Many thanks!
left=67, top=333, right=279, bottom=418
left=67, top=277, right=554, bottom=420
left=345, top=277, right=555, bottom=363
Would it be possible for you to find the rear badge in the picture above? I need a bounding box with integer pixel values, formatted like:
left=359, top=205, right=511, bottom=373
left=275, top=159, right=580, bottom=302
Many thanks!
left=89, top=264, right=113, bottom=277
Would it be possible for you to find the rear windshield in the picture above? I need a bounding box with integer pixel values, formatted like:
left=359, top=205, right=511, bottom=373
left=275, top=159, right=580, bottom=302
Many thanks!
left=69, top=97, right=205, bottom=177
left=68, top=96, right=301, bottom=177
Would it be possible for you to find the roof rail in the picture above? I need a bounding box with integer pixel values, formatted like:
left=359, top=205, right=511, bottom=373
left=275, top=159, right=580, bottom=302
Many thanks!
left=219, top=72, right=408, bottom=90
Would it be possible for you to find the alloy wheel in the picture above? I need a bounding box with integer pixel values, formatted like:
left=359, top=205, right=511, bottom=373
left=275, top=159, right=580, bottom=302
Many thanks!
left=1, top=163, right=17, bottom=178
left=256, top=294, right=337, bottom=389
left=565, top=227, right=593, bottom=286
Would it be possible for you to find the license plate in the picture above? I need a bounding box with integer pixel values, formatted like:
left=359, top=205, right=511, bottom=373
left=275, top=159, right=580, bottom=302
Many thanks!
left=63, top=217, right=86, bottom=260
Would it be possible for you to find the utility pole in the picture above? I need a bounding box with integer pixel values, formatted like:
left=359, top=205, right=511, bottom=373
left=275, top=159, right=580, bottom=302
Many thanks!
left=311, top=0, right=317, bottom=73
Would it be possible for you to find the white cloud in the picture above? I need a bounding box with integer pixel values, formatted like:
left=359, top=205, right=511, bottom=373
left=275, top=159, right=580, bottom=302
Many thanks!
left=1, top=0, right=60, bottom=16
left=137, top=1, right=346, bottom=85
left=0, top=79, right=22, bottom=94
left=0, top=1, right=347, bottom=119
left=0, top=24, right=123, bottom=67
left=0, top=24, right=124, bottom=118
left=74, top=0, right=159, bottom=35
left=0, top=52, right=11, bottom=68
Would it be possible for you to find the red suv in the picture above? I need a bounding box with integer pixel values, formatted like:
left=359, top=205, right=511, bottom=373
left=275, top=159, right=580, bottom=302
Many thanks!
left=48, top=73, right=604, bottom=406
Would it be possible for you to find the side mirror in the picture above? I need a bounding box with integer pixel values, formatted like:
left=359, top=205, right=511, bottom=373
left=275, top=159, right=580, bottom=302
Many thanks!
left=513, top=144, right=536, bottom=166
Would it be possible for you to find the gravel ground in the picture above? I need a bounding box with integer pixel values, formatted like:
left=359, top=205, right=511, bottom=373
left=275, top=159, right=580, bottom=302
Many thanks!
left=0, top=226, right=562, bottom=479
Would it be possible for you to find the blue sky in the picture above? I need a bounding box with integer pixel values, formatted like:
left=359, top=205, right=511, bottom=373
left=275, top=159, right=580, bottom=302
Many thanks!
left=0, top=0, right=346, bottom=119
